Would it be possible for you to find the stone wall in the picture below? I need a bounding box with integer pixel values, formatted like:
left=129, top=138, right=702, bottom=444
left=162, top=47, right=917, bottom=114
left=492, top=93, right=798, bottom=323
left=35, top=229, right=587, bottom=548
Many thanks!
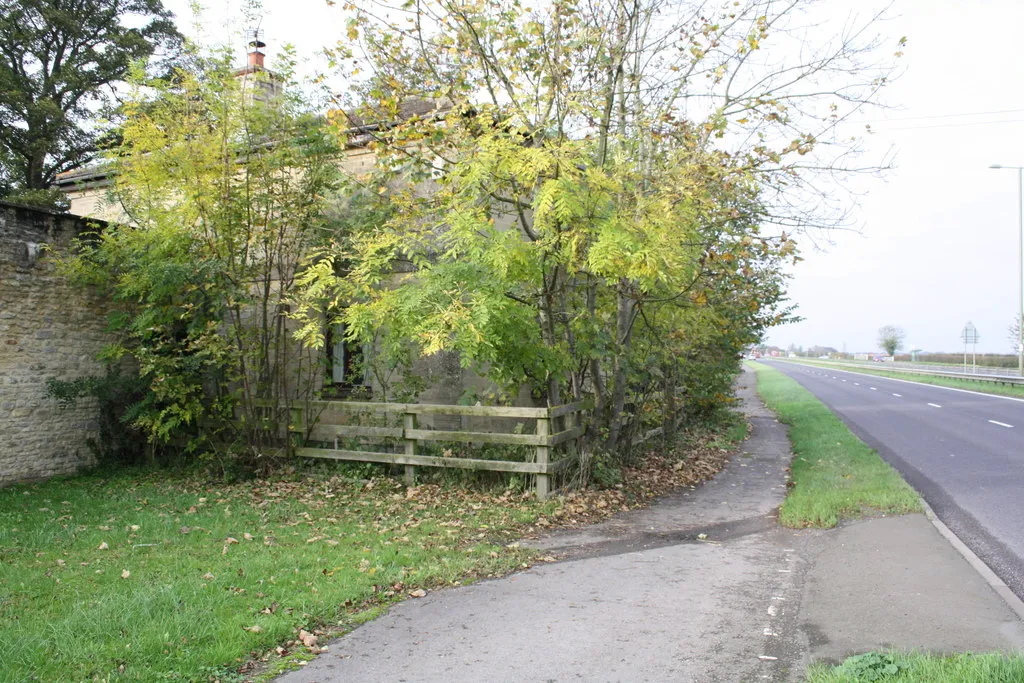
left=0, top=201, right=111, bottom=486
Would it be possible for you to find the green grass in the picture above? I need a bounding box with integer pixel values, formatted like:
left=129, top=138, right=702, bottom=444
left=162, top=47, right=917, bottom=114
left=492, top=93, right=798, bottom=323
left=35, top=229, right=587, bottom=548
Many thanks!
left=807, top=650, right=1024, bottom=682
left=0, top=467, right=555, bottom=682
left=789, top=359, right=1024, bottom=400
left=749, top=362, right=921, bottom=528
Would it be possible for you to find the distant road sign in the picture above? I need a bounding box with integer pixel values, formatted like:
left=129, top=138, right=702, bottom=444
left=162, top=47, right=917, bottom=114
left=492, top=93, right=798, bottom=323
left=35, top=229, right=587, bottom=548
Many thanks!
left=962, top=321, right=980, bottom=344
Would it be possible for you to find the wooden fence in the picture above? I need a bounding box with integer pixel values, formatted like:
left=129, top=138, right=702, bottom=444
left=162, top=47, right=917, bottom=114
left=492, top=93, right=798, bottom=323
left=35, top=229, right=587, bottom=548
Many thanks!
left=277, top=399, right=590, bottom=499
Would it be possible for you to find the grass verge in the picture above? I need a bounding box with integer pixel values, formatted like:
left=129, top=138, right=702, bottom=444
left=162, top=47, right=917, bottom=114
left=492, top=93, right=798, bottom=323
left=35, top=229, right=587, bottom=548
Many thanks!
left=748, top=362, right=921, bottom=527
left=787, top=359, right=1024, bottom=400
left=0, top=470, right=551, bottom=682
left=0, top=414, right=747, bottom=682
left=807, top=650, right=1024, bottom=682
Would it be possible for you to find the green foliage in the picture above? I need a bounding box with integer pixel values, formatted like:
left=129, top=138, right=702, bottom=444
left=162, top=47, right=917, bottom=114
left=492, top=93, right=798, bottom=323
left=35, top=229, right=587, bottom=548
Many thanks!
left=835, top=652, right=905, bottom=681
left=290, top=0, right=881, bottom=469
left=57, top=44, right=344, bottom=463
left=0, top=0, right=181, bottom=190
left=808, top=650, right=1024, bottom=683
left=1, top=187, right=70, bottom=211
left=877, top=325, right=906, bottom=357
left=45, top=368, right=152, bottom=466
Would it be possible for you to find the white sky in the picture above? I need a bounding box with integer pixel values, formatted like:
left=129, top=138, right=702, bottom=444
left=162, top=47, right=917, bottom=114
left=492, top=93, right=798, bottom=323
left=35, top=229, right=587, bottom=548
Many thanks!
left=166, top=0, right=1024, bottom=355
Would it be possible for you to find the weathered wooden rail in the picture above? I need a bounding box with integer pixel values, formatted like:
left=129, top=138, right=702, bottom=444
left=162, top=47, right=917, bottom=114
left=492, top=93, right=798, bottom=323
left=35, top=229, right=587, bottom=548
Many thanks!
left=277, top=399, right=590, bottom=499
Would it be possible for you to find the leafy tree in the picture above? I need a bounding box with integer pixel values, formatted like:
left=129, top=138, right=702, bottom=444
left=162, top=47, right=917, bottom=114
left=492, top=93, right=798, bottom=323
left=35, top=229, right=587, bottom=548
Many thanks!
left=1008, top=314, right=1022, bottom=353
left=294, top=0, right=897, bottom=454
left=0, top=0, right=181, bottom=194
left=877, top=325, right=905, bottom=356
left=59, top=46, right=344, bottom=464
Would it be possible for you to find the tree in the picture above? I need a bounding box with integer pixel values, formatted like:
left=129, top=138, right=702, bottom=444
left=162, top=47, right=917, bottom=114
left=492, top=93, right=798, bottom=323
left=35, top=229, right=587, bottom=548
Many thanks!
left=877, top=325, right=905, bottom=356
left=294, top=0, right=893, bottom=454
left=1008, top=314, right=1022, bottom=353
left=0, top=0, right=181, bottom=196
left=58, top=47, right=344, bottom=463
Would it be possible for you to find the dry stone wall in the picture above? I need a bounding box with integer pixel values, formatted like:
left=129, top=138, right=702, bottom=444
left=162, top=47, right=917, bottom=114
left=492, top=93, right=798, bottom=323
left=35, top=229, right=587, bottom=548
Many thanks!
left=0, top=201, right=111, bottom=485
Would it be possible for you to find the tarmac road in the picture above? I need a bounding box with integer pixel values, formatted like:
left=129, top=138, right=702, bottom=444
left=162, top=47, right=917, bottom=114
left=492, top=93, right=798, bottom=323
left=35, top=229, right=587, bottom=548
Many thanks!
left=765, top=359, right=1024, bottom=601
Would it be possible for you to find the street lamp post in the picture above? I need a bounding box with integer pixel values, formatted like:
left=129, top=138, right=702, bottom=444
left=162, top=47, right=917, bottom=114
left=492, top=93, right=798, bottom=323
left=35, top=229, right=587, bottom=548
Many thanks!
left=989, top=164, right=1024, bottom=376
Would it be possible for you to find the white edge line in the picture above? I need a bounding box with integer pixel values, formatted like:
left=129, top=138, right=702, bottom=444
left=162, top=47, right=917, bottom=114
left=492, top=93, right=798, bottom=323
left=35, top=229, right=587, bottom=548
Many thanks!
left=892, top=393, right=902, bottom=397
left=775, top=361, right=1024, bottom=405
left=928, top=403, right=942, bottom=408
left=988, top=420, right=1014, bottom=428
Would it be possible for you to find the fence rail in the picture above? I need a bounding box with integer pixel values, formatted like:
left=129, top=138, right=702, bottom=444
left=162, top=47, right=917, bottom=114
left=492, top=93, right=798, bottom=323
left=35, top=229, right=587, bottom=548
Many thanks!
left=261, top=398, right=592, bottom=499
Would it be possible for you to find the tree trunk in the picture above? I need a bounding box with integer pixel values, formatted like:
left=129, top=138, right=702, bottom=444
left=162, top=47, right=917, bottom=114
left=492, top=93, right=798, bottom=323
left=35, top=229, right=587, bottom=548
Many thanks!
left=606, top=283, right=634, bottom=449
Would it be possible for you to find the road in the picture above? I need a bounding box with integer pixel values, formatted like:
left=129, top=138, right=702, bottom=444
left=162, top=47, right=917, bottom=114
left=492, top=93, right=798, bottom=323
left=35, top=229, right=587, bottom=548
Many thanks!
left=765, top=359, right=1024, bottom=600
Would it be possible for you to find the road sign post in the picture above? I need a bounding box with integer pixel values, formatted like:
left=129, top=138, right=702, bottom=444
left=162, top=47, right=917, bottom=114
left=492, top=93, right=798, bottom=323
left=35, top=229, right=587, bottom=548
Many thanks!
left=961, top=322, right=980, bottom=373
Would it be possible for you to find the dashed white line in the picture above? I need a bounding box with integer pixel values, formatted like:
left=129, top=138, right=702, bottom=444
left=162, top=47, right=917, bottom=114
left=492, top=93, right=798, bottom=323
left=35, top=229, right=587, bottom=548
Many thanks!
left=854, top=382, right=860, bottom=386
left=988, top=420, right=1014, bottom=428
left=928, top=403, right=942, bottom=408
left=892, top=393, right=902, bottom=397
left=870, top=387, right=877, bottom=391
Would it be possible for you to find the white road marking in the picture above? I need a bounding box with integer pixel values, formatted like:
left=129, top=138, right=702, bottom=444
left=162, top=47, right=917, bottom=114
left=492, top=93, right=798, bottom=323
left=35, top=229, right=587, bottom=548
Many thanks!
left=870, top=387, right=877, bottom=391
left=988, top=420, right=1014, bottom=428
left=892, top=393, right=902, bottom=397
left=776, top=360, right=1024, bottom=404
left=928, top=403, right=942, bottom=408
left=854, top=382, right=860, bottom=386
left=842, top=379, right=847, bottom=382
left=759, top=655, right=778, bottom=661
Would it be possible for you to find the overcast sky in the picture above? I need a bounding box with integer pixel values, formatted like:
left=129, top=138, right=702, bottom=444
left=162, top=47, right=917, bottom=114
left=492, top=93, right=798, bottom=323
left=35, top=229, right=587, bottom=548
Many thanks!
left=167, top=0, right=1024, bottom=355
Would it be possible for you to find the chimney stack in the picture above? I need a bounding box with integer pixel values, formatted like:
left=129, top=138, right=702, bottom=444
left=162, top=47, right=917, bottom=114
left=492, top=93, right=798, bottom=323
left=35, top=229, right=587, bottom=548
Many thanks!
left=247, top=28, right=266, bottom=70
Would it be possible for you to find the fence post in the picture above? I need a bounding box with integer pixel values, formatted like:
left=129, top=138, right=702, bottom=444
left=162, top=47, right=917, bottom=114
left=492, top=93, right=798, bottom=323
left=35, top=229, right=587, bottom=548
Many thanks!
left=287, top=405, right=305, bottom=456
left=535, top=414, right=550, bottom=500
left=403, top=410, right=416, bottom=486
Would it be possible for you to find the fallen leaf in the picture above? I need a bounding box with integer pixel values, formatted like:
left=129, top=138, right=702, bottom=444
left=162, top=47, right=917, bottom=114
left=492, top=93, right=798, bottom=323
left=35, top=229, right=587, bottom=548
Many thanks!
left=409, top=588, right=427, bottom=598
left=97, top=541, right=109, bottom=550
left=243, top=532, right=254, bottom=541
left=243, top=625, right=263, bottom=633
left=121, top=569, right=131, bottom=579
left=225, top=537, right=239, bottom=545
left=202, top=572, right=215, bottom=581
left=298, top=629, right=318, bottom=648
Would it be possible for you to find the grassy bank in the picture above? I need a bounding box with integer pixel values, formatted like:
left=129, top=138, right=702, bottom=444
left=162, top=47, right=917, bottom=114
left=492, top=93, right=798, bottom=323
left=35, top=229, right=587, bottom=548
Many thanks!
left=749, top=362, right=920, bottom=527
left=807, top=650, right=1024, bottom=682
left=0, top=470, right=552, bottom=682
left=787, top=359, right=1024, bottom=400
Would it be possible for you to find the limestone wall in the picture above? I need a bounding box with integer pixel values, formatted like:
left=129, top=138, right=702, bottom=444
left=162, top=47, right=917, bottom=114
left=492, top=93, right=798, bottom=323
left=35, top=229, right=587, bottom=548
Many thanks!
left=0, top=202, right=111, bottom=485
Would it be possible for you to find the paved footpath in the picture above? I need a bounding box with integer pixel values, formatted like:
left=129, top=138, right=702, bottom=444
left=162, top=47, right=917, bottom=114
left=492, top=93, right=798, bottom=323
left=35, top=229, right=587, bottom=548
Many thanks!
left=278, top=369, right=1024, bottom=683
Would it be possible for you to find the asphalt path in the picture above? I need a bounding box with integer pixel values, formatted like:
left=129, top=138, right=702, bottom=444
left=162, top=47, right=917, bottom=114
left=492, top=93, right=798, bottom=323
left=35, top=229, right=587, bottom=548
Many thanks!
left=764, top=359, right=1024, bottom=600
